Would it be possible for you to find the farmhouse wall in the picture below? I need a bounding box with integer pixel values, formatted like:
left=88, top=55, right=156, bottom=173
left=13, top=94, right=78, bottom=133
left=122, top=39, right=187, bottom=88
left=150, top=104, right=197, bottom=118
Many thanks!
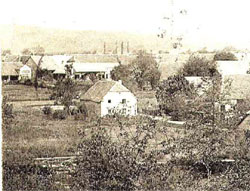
left=102, top=91, right=137, bottom=116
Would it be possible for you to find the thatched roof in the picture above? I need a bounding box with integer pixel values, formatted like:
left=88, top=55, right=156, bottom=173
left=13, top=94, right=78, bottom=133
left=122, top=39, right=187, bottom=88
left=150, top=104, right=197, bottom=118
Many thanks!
left=80, top=80, right=130, bottom=102
left=2, top=62, right=23, bottom=76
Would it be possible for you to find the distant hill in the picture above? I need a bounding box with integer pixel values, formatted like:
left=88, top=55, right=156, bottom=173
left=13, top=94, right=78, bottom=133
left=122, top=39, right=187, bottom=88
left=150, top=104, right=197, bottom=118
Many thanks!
left=0, top=25, right=171, bottom=55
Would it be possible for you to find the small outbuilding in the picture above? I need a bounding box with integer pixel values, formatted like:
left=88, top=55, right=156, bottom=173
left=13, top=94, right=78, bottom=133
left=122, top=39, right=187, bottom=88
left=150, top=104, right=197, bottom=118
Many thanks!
left=80, top=80, right=137, bottom=117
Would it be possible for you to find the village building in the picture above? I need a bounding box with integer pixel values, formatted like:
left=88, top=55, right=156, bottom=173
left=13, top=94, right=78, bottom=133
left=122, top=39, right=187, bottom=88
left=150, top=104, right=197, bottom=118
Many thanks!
left=19, top=64, right=32, bottom=81
left=80, top=80, right=137, bottom=117
left=72, top=62, right=119, bottom=80
left=1, top=62, right=23, bottom=82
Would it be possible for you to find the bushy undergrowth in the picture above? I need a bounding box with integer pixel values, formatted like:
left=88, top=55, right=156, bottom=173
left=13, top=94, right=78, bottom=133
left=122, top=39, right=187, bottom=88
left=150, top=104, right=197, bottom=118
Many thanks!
left=53, top=110, right=67, bottom=120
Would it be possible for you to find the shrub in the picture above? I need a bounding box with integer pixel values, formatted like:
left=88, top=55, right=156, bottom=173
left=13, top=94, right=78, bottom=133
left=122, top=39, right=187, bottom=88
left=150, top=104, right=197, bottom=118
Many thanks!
left=53, top=110, right=67, bottom=120
left=70, top=107, right=79, bottom=115
left=42, top=106, right=52, bottom=115
left=74, top=113, right=86, bottom=121
left=78, top=104, right=87, bottom=115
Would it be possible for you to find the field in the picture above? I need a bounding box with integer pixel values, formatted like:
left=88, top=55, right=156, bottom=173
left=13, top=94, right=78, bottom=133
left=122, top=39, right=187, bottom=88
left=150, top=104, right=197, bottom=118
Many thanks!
left=2, top=84, right=52, bottom=101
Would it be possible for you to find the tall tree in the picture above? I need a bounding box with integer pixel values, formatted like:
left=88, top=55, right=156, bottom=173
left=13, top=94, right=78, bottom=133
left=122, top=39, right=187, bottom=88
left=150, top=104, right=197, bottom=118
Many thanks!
left=178, top=55, right=219, bottom=77
left=131, top=50, right=161, bottom=89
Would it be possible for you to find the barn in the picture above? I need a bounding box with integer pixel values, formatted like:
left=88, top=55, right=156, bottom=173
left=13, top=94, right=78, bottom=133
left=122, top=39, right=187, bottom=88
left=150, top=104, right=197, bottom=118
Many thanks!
left=80, top=80, right=137, bottom=117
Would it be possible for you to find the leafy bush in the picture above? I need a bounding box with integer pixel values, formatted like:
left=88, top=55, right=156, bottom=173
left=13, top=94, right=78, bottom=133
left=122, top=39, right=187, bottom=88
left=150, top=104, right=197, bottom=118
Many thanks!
left=74, top=113, right=86, bottom=121
left=53, top=110, right=67, bottom=120
left=3, top=162, right=56, bottom=191
left=42, top=106, right=52, bottom=115
left=78, top=104, right=87, bottom=115
left=2, top=96, right=14, bottom=129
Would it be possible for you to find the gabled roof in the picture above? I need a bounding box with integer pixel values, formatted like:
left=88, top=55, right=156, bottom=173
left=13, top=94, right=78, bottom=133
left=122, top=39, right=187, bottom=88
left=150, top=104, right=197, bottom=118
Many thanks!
left=31, top=56, right=43, bottom=65
left=80, top=80, right=130, bottom=102
left=223, top=75, right=250, bottom=100
left=73, top=62, right=119, bottom=73
left=2, top=62, right=23, bottom=76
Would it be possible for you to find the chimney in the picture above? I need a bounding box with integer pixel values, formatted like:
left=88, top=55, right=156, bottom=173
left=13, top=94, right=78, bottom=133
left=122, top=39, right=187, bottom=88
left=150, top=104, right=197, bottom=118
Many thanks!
left=121, top=42, right=124, bottom=55
left=127, top=41, right=129, bottom=54
left=104, top=42, right=106, bottom=54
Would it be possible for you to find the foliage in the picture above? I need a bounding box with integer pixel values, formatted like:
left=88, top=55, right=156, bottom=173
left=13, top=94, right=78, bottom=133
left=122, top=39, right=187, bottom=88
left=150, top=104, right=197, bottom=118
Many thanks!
left=42, top=106, right=52, bottom=115
left=2, top=96, right=14, bottom=129
left=21, top=48, right=33, bottom=55
left=52, top=66, right=77, bottom=113
left=2, top=49, right=11, bottom=56
left=71, top=116, right=171, bottom=190
left=131, top=50, right=161, bottom=89
left=156, top=75, right=197, bottom=120
left=78, top=103, right=88, bottom=116
left=111, top=64, right=138, bottom=92
left=178, top=55, right=219, bottom=77
left=213, top=51, right=238, bottom=61
left=53, top=110, right=67, bottom=120
left=32, top=45, right=45, bottom=55
left=3, top=162, right=56, bottom=191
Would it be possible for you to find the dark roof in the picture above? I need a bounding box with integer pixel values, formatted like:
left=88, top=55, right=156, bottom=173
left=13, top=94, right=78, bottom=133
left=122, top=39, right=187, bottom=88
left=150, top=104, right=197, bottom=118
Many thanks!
left=80, top=80, right=130, bottom=102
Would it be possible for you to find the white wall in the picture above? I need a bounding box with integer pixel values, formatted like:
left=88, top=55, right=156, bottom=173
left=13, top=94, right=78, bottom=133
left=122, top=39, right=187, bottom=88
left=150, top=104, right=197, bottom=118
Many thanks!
left=19, top=65, right=32, bottom=79
left=101, top=91, right=137, bottom=117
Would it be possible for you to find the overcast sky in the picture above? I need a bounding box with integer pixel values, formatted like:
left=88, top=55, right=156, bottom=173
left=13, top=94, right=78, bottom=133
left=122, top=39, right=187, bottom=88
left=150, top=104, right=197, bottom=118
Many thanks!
left=1, top=0, right=250, bottom=49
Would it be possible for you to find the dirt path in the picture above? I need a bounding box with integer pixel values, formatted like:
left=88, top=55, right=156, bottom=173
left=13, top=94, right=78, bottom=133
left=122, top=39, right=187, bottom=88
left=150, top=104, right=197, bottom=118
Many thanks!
left=8, top=100, right=55, bottom=109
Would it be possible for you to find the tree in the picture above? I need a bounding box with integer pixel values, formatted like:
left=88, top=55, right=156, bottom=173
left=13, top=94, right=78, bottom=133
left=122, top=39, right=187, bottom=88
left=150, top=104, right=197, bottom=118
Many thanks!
left=32, top=45, right=45, bottom=55
left=52, top=64, right=77, bottom=114
left=21, top=48, right=32, bottom=55
left=131, top=51, right=161, bottom=89
left=111, top=64, right=138, bottom=92
left=156, top=75, right=197, bottom=120
left=213, top=51, right=238, bottom=61
left=178, top=55, right=219, bottom=77
left=71, top=116, right=171, bottom=190
left=2, top=49, right=11, bottom=56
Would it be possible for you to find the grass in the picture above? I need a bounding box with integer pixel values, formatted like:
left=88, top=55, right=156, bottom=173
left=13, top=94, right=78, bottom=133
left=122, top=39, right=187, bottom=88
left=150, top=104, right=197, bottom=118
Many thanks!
left=2, top=84, right=52, bottom=101
left=3, top=107, right=84, bottom=163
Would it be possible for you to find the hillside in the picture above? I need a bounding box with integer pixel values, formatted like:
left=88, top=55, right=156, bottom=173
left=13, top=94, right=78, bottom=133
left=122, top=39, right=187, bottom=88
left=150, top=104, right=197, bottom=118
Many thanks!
left=0, top=24, right=170, bottom=54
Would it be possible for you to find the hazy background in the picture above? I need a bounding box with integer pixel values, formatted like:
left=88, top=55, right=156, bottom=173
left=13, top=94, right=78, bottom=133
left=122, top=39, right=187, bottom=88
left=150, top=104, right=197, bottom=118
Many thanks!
left=1, top=0, right=250, bottom=54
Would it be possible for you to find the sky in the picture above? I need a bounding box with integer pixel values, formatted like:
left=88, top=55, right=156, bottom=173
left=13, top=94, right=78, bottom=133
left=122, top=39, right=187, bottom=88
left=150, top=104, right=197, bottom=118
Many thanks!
left=1, top=0, right=250, bottom=50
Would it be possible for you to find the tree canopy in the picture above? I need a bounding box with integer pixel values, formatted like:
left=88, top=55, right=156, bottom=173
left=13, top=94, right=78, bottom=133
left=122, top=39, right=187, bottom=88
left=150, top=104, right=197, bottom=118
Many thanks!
left=178, top=55, right=219, bottom=77
left=213, top=51, right=238, bottom=61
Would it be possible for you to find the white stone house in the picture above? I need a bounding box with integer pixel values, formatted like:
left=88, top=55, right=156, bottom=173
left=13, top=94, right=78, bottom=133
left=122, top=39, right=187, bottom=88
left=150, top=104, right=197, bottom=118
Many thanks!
left=80, top=80, right=137, bottom=117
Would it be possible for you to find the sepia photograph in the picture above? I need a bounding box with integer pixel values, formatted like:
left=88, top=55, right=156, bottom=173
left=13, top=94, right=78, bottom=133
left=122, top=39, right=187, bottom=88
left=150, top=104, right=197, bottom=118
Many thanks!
left=1, top=0, right=250, bottom=190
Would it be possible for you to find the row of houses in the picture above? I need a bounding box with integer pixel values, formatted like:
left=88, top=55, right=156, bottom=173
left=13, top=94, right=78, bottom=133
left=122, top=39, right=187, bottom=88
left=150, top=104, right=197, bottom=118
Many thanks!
left=1, top=54, right=136, bottom=82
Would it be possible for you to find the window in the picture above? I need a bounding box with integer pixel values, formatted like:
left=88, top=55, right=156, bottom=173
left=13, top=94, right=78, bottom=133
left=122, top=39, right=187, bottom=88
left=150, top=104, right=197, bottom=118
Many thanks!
left=122, top=99, right=126, bottom=104
left=108, top=99, right=111, bottom=103
left=221, top=105, right=226, bottom=112
left=122, top=108, right=126, bottom=114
